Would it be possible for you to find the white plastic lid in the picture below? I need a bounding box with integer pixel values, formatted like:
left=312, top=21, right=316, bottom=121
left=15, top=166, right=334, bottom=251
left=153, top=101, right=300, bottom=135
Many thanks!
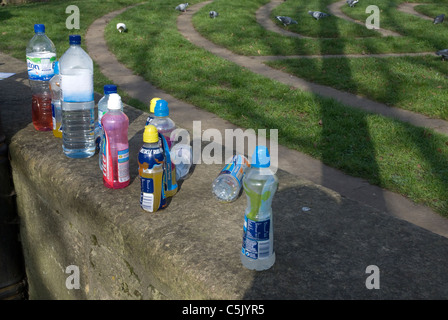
left=108, top=93, right=122, bottom=110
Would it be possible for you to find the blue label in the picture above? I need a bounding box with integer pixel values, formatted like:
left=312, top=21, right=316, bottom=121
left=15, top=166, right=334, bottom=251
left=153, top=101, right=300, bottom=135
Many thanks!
left=117, top=148, right=129, bottom=163
left=244, top=216, right=270, bottom=241
left=141, top=177, right=154, bottom=194
left=241, top=217, right=271, bottom=260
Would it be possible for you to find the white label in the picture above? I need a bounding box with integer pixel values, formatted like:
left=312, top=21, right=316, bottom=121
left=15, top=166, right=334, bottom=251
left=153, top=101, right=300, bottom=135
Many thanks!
left=61, top=72, right=93, bottom=102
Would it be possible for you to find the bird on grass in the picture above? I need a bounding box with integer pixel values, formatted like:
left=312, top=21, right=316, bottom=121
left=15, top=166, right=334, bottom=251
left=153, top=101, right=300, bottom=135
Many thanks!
left=175, top=3, right=189, bottom=12
left=308, top=11, right=331, bottom=20
left=434, top=14, right=445, bottom=24
left=436, top=49, right=448, bottom=61
left=346, top=0, right=359, bottom=7
left=276, top=16, right=298, bottom=27
left=209, top=11, right=219, bottom=18
left=116, top=23, right=127, bottom=33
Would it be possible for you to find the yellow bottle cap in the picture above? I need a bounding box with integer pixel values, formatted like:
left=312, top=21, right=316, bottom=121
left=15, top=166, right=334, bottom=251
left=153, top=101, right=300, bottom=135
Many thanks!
left=149, top=97, right=161, bottom=113
left=143, top=125, right=159, bottom=143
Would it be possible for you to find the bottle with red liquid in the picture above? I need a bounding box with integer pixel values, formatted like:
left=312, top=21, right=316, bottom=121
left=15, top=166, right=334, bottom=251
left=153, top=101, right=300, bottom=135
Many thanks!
left=26, top=24, right=56, bottom=131
left=101, top=93, right=130, bottom=189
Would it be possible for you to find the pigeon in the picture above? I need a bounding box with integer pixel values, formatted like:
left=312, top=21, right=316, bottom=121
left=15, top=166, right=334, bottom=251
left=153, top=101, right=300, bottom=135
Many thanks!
left=209, top=11, right=219, bottom=18
left=346, top=0, right=359, bottom=7
left=308, top=11, right=331, bottom=20
left=434, top=14, right=445, bottom=24
left=116, top=23, right=127, bottom=33
left=436, top=49, right=448, bottom=61
left=175, top=3, right=189, bottom=12
left=276, top=16, right=298, bottom=27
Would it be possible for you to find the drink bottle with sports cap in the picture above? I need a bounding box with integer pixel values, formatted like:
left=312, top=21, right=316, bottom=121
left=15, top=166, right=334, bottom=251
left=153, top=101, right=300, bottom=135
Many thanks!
left=26, top=24, right=56, bottom=131
left=101, top=93, right=130, bottom=189
left=97, top=84, right=119, bottom=170
left=138, top=125, right=167, bottom=213
left=145, top=97, right=161, bottom=126
left=212, top=154, right=249, bottom=202
left=151, top=99, right=178, bottom=197
left=49, top=61, right=62, bottom=138
left=240, top=146, right=278, bottom=271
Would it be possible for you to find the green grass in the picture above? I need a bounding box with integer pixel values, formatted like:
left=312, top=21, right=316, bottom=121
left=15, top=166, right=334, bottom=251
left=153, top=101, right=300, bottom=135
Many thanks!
left=2, top=0, right=448, bottom=217
left=104, top=1, right=448, bottom=216
left=0, top=0, right=145, bottom=107
left=192, top=0, right=448, bottom=56
left=266, top=55, right=448, bottom=120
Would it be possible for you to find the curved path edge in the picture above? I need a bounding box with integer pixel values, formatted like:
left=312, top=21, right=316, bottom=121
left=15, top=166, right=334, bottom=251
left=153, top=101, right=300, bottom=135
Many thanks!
left=85, top=2, right=448, bottom=237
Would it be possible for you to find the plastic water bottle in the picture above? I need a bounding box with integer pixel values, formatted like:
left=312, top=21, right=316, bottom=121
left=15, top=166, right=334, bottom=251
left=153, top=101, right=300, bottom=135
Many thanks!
left=145, top=97, right=161, bottom=126
left=101, top=93, right=130, bottom=189
left=49, top=61, right=62, bottom=138
left=240, top=146, right=278, bottom=271
left=138, top=125, right=167, bottom=213
left=26, top=24, right=56, bottom=131
left=212, top=154, right=249, bottom=202
left=59, top=34, right=95, bottom=158
left=96, top=84, right=119, bottom=170
left=151, top=99, right=178, bottom=197
left=170, top=143, right=192, bottom=181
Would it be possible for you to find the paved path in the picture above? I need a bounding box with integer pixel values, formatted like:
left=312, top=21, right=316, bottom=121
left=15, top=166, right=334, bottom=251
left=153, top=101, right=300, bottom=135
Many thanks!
left=85, top=1, right=448, bottom=238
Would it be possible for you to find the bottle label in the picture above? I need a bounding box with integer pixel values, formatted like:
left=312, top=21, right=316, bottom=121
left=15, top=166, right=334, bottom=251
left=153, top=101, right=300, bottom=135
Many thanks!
left=26, top=53, right=56, bottom=81
left=117, top=148, right=130, bottom=183
left=139, top=145, right=166, bottom=212
left=61, top=72, right=94, bottom=102
left=52, top=103, right=56, bottom=130
left=219, top=155, right=249, bottom=186
left=102, top=131, right=130, bottom=184
left=241, top=217, right=270, bottom=260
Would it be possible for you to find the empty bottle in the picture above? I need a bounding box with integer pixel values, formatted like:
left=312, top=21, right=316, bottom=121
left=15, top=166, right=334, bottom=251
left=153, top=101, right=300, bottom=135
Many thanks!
left=150, top=99, right=176, bottom=148
left=49, top=61, right=62, bottom=138
left=170, top=143, right=192, bottom=181
left=240, top=146, right=278, bottom=271
left=138, top=125, right=167, bottom=213
left=59, top=34, right=95, bottom=158
left=26, top=24, right=56, bottom=131
left=96, top=84, right=119, bottom=170
left=151, top=99, right=177, bottom=197
left=212, top=154, right=249, bottom=202
left=101, top=93, right=130, bottom=189
left=145, top=97, right=161, bottom=126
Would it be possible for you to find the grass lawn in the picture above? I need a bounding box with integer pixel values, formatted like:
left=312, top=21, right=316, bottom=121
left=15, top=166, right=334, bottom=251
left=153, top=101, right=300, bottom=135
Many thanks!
left=2, top=0, right=448, bottom=217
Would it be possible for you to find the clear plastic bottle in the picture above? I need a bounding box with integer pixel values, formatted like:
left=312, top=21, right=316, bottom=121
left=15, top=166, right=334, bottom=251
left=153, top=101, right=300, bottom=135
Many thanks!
left=240, top=146, right=278, bottom=271
left=49, top=61, right=62, bottom=138
left=145, top=97, right=161, bottom=126
left=96, top=84, right=118, bottom=170
left=59, top=34, right=95, bottom=158
left=26, top=24, right=56, bottom=131
left=101, top=93, right=130, bottom=189
left=151, top=99, right=177, bottom=197
left=212, top=154, right=249, bottom=202
left=138, top=125, right=167, bottom=213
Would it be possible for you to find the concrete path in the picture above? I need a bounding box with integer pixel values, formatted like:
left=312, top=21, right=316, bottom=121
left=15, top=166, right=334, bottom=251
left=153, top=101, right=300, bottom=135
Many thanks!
left=84, top=1, right=448, bottom=238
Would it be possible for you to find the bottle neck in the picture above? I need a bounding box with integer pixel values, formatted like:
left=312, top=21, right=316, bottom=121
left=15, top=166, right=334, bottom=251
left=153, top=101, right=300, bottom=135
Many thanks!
left=143, top=142, right=160, bottom=148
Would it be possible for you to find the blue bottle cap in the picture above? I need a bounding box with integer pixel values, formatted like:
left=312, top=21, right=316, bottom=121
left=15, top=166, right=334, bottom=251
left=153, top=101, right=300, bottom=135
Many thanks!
left=54, top=61, right=59, bottom=74
left=103, top=84, right=117, bottom=95
left=34, top=24, right=45, bottom=33
left=154, top=99, right=169, bottom=117
left=69, top=35, right=81, bottom=45
left=251, top=146, right=270, bottom=168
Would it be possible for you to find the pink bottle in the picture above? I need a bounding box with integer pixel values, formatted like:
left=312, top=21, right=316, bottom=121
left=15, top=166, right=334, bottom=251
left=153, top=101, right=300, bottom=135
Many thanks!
left=101, top=93, right=130, bottom=189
